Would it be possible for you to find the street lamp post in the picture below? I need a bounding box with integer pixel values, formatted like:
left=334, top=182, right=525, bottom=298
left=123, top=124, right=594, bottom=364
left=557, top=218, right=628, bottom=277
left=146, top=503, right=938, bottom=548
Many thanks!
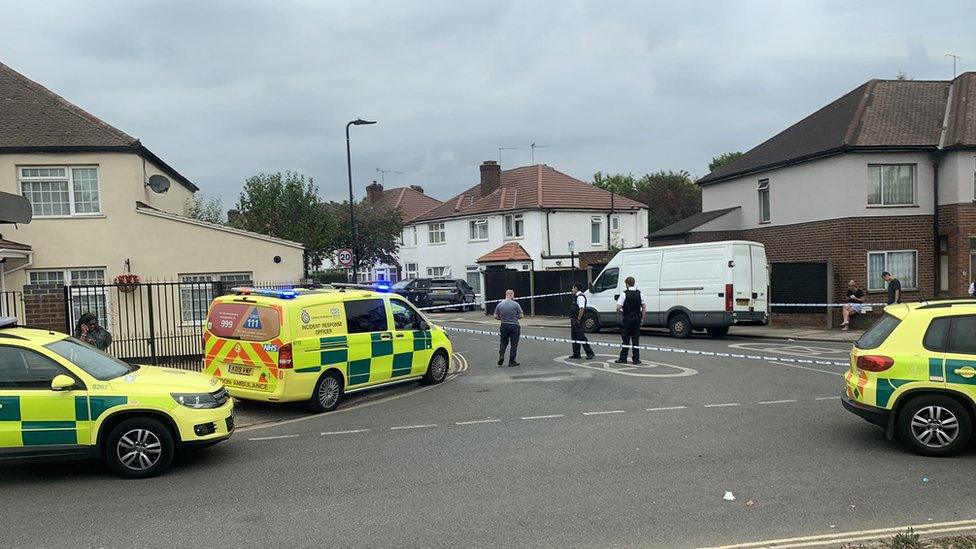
left=345, top=118, right=377, bottom=282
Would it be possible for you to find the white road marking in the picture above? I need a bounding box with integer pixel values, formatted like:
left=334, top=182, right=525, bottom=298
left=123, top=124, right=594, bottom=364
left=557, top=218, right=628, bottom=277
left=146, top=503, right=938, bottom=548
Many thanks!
left=321, top=429, right=370, bottom=436
left=390, top=424, right=438, bottom=431
left=704, top=403, right=740, bottom=408
left=769, top=360, right=844, bottom=376
left=757, top=399, right=798, bottom=405
left=248, top=434, right=300, bottom=441
left=455, top=419, right=502, bottom=425
left=521, top=414, right=565, bottom=420
left=583, top=410, right=626, bottom=416
left=815, top=396, right=841, bottom=400
left=646, top=406, right=688, bottom=411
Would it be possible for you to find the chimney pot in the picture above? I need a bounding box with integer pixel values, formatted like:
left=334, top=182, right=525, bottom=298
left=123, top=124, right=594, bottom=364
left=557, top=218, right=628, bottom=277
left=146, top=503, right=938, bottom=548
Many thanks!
left=366, top=181, right=383, bottom=203
left=409, top=185, right=424, bottom=194
left=480, top=161, right=501, bottom=197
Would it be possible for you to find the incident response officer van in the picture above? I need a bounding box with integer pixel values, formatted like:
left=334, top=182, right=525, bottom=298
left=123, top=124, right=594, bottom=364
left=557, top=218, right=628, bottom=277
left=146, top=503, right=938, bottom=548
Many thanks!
left=582, top=240, right=769, bottom=338
left=203, top=287, right=453, bottom=412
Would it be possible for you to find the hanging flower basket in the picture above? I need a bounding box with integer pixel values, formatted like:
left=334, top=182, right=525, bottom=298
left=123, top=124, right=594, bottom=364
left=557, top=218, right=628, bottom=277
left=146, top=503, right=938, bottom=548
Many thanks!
left=114, top=273, right=141, bottom=294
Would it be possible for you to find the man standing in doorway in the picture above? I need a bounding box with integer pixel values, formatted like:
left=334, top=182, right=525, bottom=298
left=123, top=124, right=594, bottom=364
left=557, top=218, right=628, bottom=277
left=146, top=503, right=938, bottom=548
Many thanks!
left=882, top=271, right=902, bottom=305
left=569, top=283, right=595, bottom=360
left=494, top=289, right=523, bottom=367
left=615, top=276, right=646, bottom=364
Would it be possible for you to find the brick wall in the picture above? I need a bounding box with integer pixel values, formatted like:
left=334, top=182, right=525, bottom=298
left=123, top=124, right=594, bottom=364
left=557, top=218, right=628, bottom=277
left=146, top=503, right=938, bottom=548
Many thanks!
left=23, top=284, right=67, bottom=333
left=939, top=203, right=976, bottom=296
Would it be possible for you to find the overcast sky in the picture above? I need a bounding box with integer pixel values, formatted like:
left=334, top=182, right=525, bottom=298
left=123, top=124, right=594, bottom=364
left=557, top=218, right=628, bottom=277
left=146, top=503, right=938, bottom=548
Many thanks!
left=1, top=0, right=973, bottom=207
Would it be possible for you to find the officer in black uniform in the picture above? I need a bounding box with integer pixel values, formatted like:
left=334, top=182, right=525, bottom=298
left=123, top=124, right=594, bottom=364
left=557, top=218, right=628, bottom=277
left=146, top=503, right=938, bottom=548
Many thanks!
left=569, top=283, right=595, bottom=359
left=615, top=276, right=647, bottom=364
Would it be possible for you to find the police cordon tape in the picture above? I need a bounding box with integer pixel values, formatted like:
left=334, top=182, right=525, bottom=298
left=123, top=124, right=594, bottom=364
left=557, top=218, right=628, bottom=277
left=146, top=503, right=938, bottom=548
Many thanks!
left=416, top=291, right=573, bottom=312
left=438, top=325, right=851, bottom=367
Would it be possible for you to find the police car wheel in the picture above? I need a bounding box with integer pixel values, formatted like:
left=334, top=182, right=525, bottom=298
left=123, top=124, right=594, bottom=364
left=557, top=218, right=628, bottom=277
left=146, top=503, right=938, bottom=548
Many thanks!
left=897, top=395, right=972, bottom=457
left=311, top=372, right=344, bottom=413
left=668, top=313, right=692, bottom=339
left=581, top=311, right=600, bottom=333
left=105, top=417, right=175, bottom=479
left=422, top=351, right=449, bottom=385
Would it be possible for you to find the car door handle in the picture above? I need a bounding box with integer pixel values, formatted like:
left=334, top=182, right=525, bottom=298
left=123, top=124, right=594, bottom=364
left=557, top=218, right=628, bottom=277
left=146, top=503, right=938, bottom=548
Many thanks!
left=953, top=366, right=976, bottom=378
left=379, top=333, right=392, bottom=340
left=395, top=333, right=406, bottom=339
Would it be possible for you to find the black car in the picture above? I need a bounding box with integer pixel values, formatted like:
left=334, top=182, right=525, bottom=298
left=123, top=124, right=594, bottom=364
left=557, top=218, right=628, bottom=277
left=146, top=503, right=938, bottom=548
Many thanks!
left=392, top=278, right=477, bottom=311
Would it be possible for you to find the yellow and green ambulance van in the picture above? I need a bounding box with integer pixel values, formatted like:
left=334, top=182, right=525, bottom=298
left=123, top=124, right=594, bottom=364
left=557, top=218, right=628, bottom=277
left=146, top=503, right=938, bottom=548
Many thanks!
left=203, top=287, right=453, bottom=412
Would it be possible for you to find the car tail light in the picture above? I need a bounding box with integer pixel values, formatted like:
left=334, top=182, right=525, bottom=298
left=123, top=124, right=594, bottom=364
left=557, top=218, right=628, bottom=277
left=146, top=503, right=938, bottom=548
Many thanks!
left=857, top=355, right=894, bottom=372
left=725, top=284, right=733, bottom=312
left=278, top=343, right=293, bottom=369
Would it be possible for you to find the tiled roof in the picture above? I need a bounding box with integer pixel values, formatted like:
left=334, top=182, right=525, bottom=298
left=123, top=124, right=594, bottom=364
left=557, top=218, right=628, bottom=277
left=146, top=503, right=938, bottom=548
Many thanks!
left=412, top=164, right=645, bottom=223
left=373, top=186, right=443, bottom=222
left=0, top=61, right=198, bottom=191
left=700, top=73, right=976, bottom=185
left=476, top=242, right=532, bottom=263
left=649, top=207, right=739, bottom=239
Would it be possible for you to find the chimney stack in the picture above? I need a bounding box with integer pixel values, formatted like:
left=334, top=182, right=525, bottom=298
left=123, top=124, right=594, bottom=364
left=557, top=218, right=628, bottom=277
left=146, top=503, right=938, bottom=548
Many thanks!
left=409, top=184, right=424, bottom=194
left=226, top=209, right=241, bottom=226
left=366, top=181, right=383, bottom=203
left=480, top=160, right=501, bottom=197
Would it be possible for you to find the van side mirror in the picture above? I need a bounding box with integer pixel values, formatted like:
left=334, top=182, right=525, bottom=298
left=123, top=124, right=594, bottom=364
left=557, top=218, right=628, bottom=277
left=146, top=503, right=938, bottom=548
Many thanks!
left=588, top=283, right=595, bottom=293
left=51, top=374, right=76, bottom=392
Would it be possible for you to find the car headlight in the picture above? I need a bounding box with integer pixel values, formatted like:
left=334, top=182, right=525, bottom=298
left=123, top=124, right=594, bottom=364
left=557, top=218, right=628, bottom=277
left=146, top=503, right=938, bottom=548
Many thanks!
left=172, top=392, right=220, bottom=409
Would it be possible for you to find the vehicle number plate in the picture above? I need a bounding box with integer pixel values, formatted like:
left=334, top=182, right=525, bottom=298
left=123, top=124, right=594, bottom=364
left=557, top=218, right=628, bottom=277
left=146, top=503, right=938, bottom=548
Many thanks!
left=735, top=298, right=750, bottom=305
left=227, top=364, right=253, bottom=376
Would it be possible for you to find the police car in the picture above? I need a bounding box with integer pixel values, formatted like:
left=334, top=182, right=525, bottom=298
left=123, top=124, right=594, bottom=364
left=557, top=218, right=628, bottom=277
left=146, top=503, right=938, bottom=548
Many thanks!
left=0, top=319, right=233, bottom=478
left=843, top=299, right=976, bottom=456
left=203, top=286, right=453, bottom=412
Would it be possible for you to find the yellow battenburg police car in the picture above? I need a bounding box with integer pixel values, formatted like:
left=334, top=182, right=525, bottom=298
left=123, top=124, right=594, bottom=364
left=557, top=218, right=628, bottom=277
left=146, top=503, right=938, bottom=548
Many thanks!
left=203, top=286, right=453, bottom=412
left=0, top=320, right=233, bottom=478
left=843, top=299, right=976, bottom=456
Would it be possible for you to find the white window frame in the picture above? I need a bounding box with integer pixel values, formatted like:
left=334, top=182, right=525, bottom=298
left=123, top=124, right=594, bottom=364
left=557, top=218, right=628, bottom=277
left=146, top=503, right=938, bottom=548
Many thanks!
left=428, top=223, right=446, bottom=245
left=427, top=266, right=449, bottom=278
left=404, top=262, right=419, bottom=280
left=610, top=215, right=620, bottom=232
left=30, top=268, right=109, bottom=329
left=866, top=250, right=918, bottom=291
left=469, top=218, right=489, bottom=241
left=867, top=164, right=916, bottom=206
left=757, top=179, right=770, bottom=223
left=401, top=226, right=417, bottom=247
left=590, top=216, right=603, bottom=245
left=19, top=165, right=102, bottom=217
left=179, top=272, right=252, bottom=325
left=504, top=213, right=524, bottom=239
left=465, top=265, right=482, bottom=295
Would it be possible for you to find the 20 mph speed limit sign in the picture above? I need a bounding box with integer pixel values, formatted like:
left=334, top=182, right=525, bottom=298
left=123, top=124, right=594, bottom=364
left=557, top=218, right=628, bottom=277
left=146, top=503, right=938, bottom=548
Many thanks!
left=337, top=248, right=354, bottom=267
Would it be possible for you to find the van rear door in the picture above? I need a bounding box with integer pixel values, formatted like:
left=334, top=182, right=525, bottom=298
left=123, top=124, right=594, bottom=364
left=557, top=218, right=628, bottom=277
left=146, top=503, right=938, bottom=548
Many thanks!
left=732, top=244, right=752, bottom=311
left=205, top=301, right=284, bottom=394
left=750, top=245, right=769, bottom=313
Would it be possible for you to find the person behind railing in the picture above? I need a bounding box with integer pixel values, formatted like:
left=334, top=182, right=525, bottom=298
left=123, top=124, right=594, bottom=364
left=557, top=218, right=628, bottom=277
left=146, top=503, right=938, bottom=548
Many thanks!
left=74, top=312, right=113, bottom=351
left=840, top=280, right=865, bottom=331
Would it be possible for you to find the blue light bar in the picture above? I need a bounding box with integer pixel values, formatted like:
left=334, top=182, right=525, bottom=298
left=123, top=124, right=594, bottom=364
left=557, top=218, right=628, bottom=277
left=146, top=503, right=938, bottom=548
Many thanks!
left=233, top=287, right=298, bottom=299
left=374, top=281, right=392, bottom=292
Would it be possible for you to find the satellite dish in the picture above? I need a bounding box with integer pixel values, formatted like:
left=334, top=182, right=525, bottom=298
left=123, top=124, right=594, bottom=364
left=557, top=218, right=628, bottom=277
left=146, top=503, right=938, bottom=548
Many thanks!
left=0, top=191, right=32, bottom=224
left=147, top=174, right=171, bottom=193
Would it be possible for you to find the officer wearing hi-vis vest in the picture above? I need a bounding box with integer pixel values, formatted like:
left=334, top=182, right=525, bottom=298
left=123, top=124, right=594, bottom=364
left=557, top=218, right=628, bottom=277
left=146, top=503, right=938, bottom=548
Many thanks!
left=615, top=276, right=647, bottom=364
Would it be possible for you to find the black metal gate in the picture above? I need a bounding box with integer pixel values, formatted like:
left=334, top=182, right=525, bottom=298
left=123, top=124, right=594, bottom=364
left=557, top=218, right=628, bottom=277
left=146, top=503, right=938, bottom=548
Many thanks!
left=482, top=269, right=587, bottom=316
left=770, top=262, right=828, bottom=314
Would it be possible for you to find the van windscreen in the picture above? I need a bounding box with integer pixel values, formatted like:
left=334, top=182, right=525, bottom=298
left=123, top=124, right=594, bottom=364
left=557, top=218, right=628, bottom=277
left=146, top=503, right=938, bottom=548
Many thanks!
left=208, top=302, right=281, bottom=341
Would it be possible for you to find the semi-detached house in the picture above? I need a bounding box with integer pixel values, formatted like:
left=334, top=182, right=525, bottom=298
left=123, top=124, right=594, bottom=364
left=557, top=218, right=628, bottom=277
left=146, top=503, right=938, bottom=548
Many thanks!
left=398, top=161, right=648, bottom=294
left=651, top=73, right=976, bottom=316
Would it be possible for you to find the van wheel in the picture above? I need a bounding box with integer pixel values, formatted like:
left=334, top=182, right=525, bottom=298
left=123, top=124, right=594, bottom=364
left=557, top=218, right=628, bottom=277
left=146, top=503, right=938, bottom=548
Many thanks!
left=422, top=351, right=449, bottom=385
left=310, top=371, right=343, bottom=413
left=668, top=313, right=692, bottom=339
left=706, top=327, right=729, bottom=338
left=897, top=395, right=972, bottom=457
left=581, top=311, right=600, bottom=333
left=105, top=417, right=175, bottom=479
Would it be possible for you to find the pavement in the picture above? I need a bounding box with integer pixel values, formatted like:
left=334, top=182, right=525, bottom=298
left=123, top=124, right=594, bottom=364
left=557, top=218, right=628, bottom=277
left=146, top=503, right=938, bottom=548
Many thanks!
left=3, top=320, right=974, bottom=548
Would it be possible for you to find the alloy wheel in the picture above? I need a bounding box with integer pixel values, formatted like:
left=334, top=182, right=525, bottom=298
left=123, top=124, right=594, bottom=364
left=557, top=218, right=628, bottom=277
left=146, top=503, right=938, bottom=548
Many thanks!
left=430, top=353, right=448, bottom=381
left=117, top=428, right=163, bottom=471
left=911, top=405, right=959, bottom=448
left=319, top=376, right=341, bottom=408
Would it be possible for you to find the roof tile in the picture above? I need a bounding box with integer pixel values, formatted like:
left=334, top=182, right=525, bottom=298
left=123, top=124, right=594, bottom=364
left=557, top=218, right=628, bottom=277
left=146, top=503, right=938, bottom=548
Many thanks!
left=476, top=242, right=532, bottom=263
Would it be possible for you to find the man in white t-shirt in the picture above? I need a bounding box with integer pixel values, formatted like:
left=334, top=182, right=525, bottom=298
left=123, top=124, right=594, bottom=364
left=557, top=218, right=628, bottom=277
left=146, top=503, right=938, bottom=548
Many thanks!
left=615, top=276, right=647, bottom=364
left=569, top=283, right=595, bottom=359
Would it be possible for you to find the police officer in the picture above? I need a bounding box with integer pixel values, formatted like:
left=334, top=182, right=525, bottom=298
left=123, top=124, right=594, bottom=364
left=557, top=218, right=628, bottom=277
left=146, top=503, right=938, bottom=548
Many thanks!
left=569, top=283, right=595, bottom=359
left=615, top=276, right=646, bottom=364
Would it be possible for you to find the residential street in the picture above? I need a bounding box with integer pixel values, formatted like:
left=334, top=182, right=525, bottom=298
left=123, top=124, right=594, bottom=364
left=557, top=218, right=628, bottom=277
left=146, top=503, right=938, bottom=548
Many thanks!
left=3, top=322, right=974, bottom=548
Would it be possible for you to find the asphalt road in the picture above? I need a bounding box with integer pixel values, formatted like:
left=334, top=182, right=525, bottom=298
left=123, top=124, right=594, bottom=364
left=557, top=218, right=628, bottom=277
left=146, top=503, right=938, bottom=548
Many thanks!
left=3, top=321, right=976, bottom=548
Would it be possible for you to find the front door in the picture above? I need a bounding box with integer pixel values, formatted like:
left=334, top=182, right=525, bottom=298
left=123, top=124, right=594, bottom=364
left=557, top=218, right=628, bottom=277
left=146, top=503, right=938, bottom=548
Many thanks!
left=0, top=344, right=89, bottom=452
left=342, top=298, right=392, bottom=387
left=943, top=314, right=976, bottom=403
left=389, top=298, right=434, bottom=377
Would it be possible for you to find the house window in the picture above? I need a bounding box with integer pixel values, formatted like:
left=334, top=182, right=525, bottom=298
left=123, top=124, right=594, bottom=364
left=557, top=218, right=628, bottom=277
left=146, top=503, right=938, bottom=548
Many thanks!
left=31, top=268, right=108, bottom=328
left=401, top=226, right=417, bottom=247
left=867, top=251, right=917, bottom=291
left=868, top=164, right=915, bottom=206
left=427, top=266, right=448, bottom=278
left=590, top=216, right=602, bottom=245
left=428, top=223, right=445, bottom=244
left=19, top=166, right=101, bottom=216
left=465, top=266, right=481, bottom=294
left=610, top=215, right=620, bottom=232
left=757, top=179, right=770, bottom=222
left=504, top=214, right=524, bottom=238
left=469, top=219, right=488, bottom=241
left=404, top=263, right=419, bottom=279
left=179, top=272, right=251, bottom=324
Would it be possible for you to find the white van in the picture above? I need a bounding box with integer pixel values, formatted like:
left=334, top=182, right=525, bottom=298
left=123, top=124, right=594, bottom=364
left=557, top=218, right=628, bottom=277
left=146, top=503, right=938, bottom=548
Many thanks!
left=582, top=240, right=769, bottom=338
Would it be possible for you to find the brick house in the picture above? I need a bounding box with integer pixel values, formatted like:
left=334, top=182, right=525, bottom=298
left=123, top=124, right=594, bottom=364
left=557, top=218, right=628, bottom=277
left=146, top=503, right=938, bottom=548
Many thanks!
left=651, top=73, right=976, bottom=316
left=359, top=181, right=443, bottom=283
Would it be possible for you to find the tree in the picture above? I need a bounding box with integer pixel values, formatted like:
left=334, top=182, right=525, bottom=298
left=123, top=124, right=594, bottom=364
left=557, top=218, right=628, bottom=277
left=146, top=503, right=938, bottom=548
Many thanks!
left=895, top=71, right=911, bottom=80
left=592, top=171, right=637, bottom=196
left=184, top=194, right=224, bottom=224
left=325, top=200, right=404, bottom=270
left=593, top=169, right=702, bottom=234
left=230, top=171, right=336, bottom=274
left=708, top=151, right=744, bottom=173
